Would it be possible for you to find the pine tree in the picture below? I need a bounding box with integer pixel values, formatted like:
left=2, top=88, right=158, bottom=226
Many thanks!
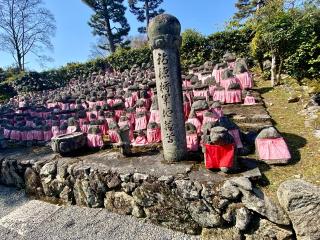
left=234, top=0, right=268, bottom=21
left=128, top=0, right=165, bottom=33
left=82, top=0, right=130, bottom=53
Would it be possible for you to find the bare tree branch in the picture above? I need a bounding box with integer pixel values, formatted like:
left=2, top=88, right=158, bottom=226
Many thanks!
left=0, top=0, right=56, bottom=71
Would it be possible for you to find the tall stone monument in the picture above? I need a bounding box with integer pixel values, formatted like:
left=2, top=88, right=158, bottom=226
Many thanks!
left=148, top=14, right=187, bottom=162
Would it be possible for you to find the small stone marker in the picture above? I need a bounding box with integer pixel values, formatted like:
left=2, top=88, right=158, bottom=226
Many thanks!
left=148, top=14, right=187, bottom=162
left=51, top=132, right=86, bottom=156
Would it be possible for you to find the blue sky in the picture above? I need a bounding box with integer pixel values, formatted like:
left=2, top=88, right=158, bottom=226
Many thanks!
left=0, top=0, right=237, bottom=71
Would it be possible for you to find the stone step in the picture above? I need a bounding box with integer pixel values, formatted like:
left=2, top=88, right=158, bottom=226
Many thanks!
left=236, top=122, right=273, bottom=132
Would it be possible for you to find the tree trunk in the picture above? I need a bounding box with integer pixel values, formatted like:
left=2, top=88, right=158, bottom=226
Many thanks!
left=258, top=60, right=264, bottom=72
left=271, top=53, right=277, bottom=87
left=17, top=57, right=23, bottom=71
left=16, top=47, right=23, bottom=72
left=105, top=17, right=115, bottom=53
left=145, top=0, right=150, bottom=31
left=276, top=57, right=284, bottom=84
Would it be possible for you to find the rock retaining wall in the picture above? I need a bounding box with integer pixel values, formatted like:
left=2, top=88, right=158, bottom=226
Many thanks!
left=0, top=152, right=298, bottom=239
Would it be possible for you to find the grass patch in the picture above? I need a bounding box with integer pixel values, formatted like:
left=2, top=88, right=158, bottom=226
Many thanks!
left=255, top=77, right=320, bottom=197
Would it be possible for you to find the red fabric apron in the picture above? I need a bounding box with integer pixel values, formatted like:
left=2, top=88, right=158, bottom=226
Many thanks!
left=183, top=103, right=191, bottom=121
left=133, top=136, right=148, bottom=146
left=187, top=118, right=202, bottom=135
left=236, top=72, right=253, bottom=89
left=147, top=128, right=161, bottom=143
left=213, top=90, right=226, bottom=103
left=149, top=110, right=161, bottom=124
left=205, top=144, right=235, bottom=169
left=186, top=134, right=199, bottom=152
left=225, top=90, right=242, bottom=104
left=256, top=138, right=291, bottom=161
left=244, top=96, right=256, bottom=105
left=87, top=134, right=104, bottom=148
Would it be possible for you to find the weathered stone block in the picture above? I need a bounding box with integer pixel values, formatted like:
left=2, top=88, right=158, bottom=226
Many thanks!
left=277, top=180, right=320, bottom=240
left=104, top=191, right=139, bottom=215
left=220, top=181, right=241, bottom=200
left=51, top=132, right=86, bottom=155
left=188, top=200, right=222, bottom=227
left=133, top=181, right=200, bottom=234
left=235, top=207, right=251, bottom=231
left=175, top=180, right=202, bottom=200
left=24, top=167, right=42, bottom=196
left=241, top=188, right=291, bottom=225
left=148, top=14, right=187, bottom=162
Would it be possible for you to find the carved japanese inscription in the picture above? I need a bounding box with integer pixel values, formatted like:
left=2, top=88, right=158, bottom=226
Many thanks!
left=148, top=14, right=187, bottom=162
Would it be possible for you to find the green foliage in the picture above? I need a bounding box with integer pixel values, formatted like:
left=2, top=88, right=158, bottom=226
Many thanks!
left=0, top=67, right=19, bottom=101
left=107, top=46, right=152, bottom=71
left=301, top=78, right=320, bottom=94
left=251, top=1, right=298, bottom=58
left=285, top=4, right=320, bottom=80
left=0, top=86, right=15, bottom=102
left=286, top=33, right=320, bottom=80
left=82, top=0, right=130, bottom=53
left=207, top=28, right=253, bottom=63
left=128, top=0, right=165, bottom=33
left=250, top=32, right=268, bottom=70
left=243, top=0, right=320, bottom=84
left=0, top=67, right=22, bottom=83
left=234, top=0, right=267, bottom=22
left=57, top=58, right=108, bottom=80
left=180, top=29, right=211, bottom=68
left=0, top=58, right=109, bottom=93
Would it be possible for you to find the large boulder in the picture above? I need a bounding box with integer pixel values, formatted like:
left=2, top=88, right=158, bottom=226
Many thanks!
left=175, top=180, right=202, bottom=200
left=24, top=167, right=43, bottom=196
left=72, top=167, right=106, bottom=208
left=0, top=159, right=25, bottom=188
left=277, top=180, right=320, bottom=240
left=241, top=187, right=291, bottom=226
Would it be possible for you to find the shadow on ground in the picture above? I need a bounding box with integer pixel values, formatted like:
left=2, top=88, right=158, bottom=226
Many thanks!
left=282, top=132, right=307, bottom=165
left=256, top=86, right=273, bottom=95
left=238, top=157, right=271, bottom=186
left=238, top=132, right=307, bottom=187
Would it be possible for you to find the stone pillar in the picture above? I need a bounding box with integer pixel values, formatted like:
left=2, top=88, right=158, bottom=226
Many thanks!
left=148, top=14, right=187, bottom=162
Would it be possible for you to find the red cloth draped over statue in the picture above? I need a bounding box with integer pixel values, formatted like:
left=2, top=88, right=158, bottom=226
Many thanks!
left=186, top=134, right=199, bottom=152
left=205, top=144, right=235, bottom=169
left=256, top=138, right=291, bottom=161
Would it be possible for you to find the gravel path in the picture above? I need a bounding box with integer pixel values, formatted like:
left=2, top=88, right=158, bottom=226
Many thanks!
left=0, top=185, right=28, bottom=218
left=0, top=185, right=199, bottom=240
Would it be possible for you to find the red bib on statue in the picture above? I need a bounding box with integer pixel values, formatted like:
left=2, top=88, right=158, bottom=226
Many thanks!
left=205, top=144, right=235, bottom=169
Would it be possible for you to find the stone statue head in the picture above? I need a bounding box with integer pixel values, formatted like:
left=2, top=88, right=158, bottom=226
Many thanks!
left=148, top=14, right=182, bottom=50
